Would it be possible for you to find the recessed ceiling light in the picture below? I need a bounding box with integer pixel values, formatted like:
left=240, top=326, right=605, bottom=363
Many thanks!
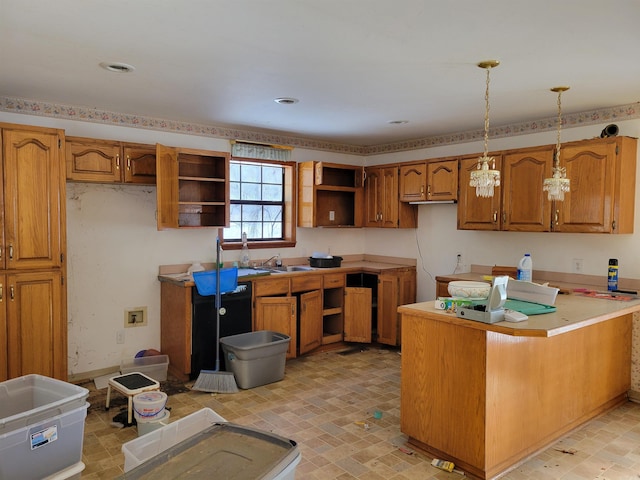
left=388, top=120, right=409, bottom=125
left=99, top=62, right=136, bottom=73
left=274, top=97, right=299, bottom=105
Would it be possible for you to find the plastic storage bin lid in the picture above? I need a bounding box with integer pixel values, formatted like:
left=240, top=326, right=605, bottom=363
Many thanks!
left=123, top=422, right=299, bottom=479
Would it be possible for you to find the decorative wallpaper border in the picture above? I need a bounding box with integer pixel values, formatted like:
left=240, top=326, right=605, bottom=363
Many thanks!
left=1, top=95, right=638, bottom=156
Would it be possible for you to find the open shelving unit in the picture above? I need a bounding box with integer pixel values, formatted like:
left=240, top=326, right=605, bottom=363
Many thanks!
left=156, top=144, right=230, bottom=229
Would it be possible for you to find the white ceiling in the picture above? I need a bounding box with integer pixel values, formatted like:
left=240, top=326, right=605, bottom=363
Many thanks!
left=1, top=0, right=639, bottom=147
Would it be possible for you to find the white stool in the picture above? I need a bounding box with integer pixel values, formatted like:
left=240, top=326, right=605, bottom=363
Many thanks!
left=105, top=372, right=160, bottom=425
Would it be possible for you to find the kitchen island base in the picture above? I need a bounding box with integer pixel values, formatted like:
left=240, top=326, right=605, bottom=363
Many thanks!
left=399, top=303, right=632, bottom=480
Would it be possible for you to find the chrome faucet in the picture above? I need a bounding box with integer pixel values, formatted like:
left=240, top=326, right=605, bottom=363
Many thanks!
left=261, top=255, right=282, bottom=267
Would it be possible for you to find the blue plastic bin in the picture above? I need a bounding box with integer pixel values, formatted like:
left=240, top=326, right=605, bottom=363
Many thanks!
left=192, top=267, right=238, bottom=296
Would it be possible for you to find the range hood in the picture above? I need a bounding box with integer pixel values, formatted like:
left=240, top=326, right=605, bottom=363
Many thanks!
left=409, top=200, right=457, bottom=205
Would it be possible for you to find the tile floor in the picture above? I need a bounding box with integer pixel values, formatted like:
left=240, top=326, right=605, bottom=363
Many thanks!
left=80, top=346, right=640, bottom=479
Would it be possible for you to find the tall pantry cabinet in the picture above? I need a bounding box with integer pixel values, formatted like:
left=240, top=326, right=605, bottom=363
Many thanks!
left=0, top=124, right=67, bottom=382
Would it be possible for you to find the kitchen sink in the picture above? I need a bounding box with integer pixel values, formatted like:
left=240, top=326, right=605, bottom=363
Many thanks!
left=266, top=265, right=315, bottom=273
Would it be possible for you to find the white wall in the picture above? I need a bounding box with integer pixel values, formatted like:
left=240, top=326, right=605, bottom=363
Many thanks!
left=2, top=111, right=639, bottom=377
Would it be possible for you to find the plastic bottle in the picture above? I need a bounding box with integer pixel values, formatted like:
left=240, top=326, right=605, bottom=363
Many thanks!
left=240, top=232, right=250, bottom=267
left=517, top=254, right=533, bottom=282
left=608, top=258, right=619, bottom=291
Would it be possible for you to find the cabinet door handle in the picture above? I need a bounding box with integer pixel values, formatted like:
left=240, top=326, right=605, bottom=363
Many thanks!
left=555, top=210, right=559, bottom=225
left=116, top=154, right=120, bottom=170
left=0, top=246, right=2, bottom=260
left=10, top=285, right=14, bottom=300
left=493, top=211, right=498, bottom=223
left=127, top=155, right=131, bottom=171
left=8, top=245, right=13, bottom=260
left=0, top=284, right=3, bottom=302
left=427, top=185, right=430, bottom=198
left=421, top=185, right=425, bottom=197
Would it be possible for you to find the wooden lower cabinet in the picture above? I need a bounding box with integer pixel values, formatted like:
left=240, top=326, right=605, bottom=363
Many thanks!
left=254, top=296, right=297, bottom=359
left=344, top=268, right=416, bottom=346
left=298, top=290, right=323, bottom=354
left=400, top=306, right=631, bottom=480
left=3, top=271, right=65, bottom=381
left=344, top=287, right=372, bottom=343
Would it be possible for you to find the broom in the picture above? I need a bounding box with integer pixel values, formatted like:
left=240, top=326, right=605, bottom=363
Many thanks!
left=192, top=237, right=239, bottom=393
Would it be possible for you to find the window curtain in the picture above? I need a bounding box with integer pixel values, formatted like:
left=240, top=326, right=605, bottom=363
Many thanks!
left=231, top=140, right=293, bottom=161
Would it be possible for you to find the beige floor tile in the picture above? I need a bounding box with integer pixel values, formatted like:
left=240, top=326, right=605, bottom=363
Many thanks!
left=79, top=346, right=640, bottom=479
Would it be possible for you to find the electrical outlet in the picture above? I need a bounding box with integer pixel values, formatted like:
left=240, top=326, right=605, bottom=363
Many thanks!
left=329, top=210, right=335, bottom=221
left=124, top=307, right=147, bottom=327
left=116, top=329, right=125, bottom=344
left=572, top=258, right=584, bottom=273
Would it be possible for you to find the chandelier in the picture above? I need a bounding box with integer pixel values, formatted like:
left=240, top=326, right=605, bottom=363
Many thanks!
left=543, top=86, right=570, bottom=201
left=469, top=60, right=501, bottom=198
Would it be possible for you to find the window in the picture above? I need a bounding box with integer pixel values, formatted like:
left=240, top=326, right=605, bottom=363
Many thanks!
left=221, top=157, right=296, bottom=249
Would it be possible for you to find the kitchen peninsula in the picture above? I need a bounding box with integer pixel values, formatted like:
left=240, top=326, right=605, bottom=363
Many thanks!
left=398, top=294, right=640, bottom=480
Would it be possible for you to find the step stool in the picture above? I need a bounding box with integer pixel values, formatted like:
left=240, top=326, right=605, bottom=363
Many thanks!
left=105, top=372, right=160, bottom=425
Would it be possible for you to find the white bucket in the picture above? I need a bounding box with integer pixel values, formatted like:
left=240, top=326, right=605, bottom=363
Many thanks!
left=136, top=409, right=170, bottom=437
left=133, top=391, right=167, bottom=421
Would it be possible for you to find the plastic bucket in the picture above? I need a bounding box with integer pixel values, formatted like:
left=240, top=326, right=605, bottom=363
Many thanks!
left=136, top=409, right=170, bottom=437
left=133, top=391, right=167, bottom=421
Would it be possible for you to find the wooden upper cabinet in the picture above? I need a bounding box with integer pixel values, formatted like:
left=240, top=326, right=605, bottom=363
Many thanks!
left=3, top=128, right=64, bottom=269
left=457, top=154, right=503, bottom=230
left=123, top=144, right=157, bottom=184
left=365, top=166, right=417, bottom=228
left=428, top=159, right=458, bottom=201
left=66, top=136, right=156, bottom=184
left=297, top=161, right=364, bottom=228
left=400, top=159, right=458, bottom=203
left=554, top=136, right=636, bottom=233
left=457, top=137, right=637, bottom=234
left=399, top=163, right=427, bottom=202
left=156, top=143, right=229, bottom=229
left=502, top=146, right=554, bottom=232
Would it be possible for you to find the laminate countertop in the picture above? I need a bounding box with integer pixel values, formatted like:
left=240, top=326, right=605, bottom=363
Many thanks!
left=398, top=292, right=640, bottom=337
left=158, top=259, right=416, bottom=288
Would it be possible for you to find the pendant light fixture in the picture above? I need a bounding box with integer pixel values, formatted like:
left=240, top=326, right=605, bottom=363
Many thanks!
left=543, top=86, right=570, bottom=201
left=469, top=60, right=501, bottom=198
